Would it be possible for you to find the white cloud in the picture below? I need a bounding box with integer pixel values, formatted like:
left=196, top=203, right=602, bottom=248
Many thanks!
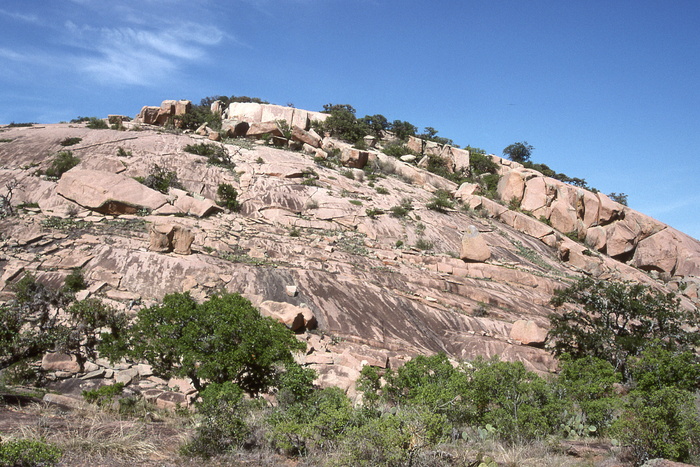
left=0, top=8, right=41, bottom=24
left=63, top=18, right=224, bottom=86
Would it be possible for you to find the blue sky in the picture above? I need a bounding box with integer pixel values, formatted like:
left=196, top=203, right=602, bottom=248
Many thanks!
left=2, top=0, right=699, bottom=239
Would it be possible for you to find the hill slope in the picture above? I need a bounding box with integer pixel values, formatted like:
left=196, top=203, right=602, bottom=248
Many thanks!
left=1, top=104, right=699, bottom=395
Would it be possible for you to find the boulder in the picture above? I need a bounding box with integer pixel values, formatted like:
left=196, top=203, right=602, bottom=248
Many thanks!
left=597, top=192, right=624, bottom=225
left=548, top=198, right=578, bottom=234
left=247, top=121, right=284, bottom=138
left=450, top=147, right=470, bottom=172
left=632, top=228, right=678, bottom=274
left=171, top=191, right=223, bottom=217
left=227, top=102, right=263, bottom=123
left=137, top=106, right=160, bottom=125
left=497, top=170, right=525, bottom=204
left=520, top=176, right=551, bottom=213
left=460, top=225, right=491, bottom=262
left=156, top=391, right=189, bottom=411
left=258, top=300, right=315, bottom=331
left=57, top=169, right=168, bottom=214
left=261, top=104, right=295, bottom=124
left=148, top=223, right=194, bottom=255
left=340, top=148, right=369, bottom=169
left=174, top=99, right=191, bottom=116
left=455, top=182, right=480, bottom=201
left=291, top=125, right=321, bottom=147
left=509, top=320, right=547, bottom=347
left=41, top=352, right=80, bottom=373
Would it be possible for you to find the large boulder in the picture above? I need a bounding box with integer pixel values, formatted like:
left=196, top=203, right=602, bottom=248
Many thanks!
left=509, top=320, right=547, bottom=347
left=497, top=170, right=525, bottom=204
left=57, top=169, right=168, bottom=214
left=148, top=223, right=194, bottom=255
left=340, top=148, right=369, bottom=169
left=460, top=225, right=491, bottom=262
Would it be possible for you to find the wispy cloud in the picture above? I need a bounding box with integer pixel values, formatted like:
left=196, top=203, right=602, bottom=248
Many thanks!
left=0, top=8, right=41, bottom=24
left=63, top=17, right=224, bottom=85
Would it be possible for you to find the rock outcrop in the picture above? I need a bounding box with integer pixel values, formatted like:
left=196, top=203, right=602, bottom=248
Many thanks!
left=1, top=107, right=699, bottom=399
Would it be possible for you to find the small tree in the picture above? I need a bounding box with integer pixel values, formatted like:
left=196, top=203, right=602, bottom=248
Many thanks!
left=549, top=278, right=700, bottom=380
left=502, top=141, right=533, bottom=163
left=105, top=292, right=306, bottom=395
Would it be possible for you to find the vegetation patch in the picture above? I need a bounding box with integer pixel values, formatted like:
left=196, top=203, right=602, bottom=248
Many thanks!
left=45, top=150, right=80, bottom=179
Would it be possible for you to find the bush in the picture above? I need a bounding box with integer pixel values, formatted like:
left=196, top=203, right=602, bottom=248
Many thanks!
left=86, top=117, right=109, bottom=129
left=268, top=386, right=354, bottom=456
left=557, top=355, right=621, bottom=433
left=381, top=141, right=416, bottom=158
left=613, top=387, right=700, bottom=465
left=469, top=152, right=499, bottom=176
left=183, top=143, right=234, bottom=169
left=467, top=358, right=565, bottom=442
left=59, top=137, right=82, bottom=146
left=62, top=268, right=87, bottom=294
left=389, top=198, right=413, bottom=218
left=320, top=104, right=370, bottom=143
left=502, top=141, right=533, bottom=163
left=217, top=183, right=240, bottom=211
left=0, top=438, right=62, bottom=466
left=426, top=189, right=454, bottom=212
left=103, top=292, right=306, bottom=395
left=45, top=150, right=80, bottom=179
left=82, top=382, right=125, bottom=408
left=181, top=382, right=250, bottom=458
left=137, top=165, right=184, bottom=194
left=549, top=278, right=700, bottom=380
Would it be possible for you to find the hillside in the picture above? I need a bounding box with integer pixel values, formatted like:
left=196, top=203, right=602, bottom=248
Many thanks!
left=1, top=101, right=700, bottom=465
left=1, top=101, right=699, bottom=392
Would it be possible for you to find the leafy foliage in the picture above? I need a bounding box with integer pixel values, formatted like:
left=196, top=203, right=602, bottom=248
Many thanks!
left=45, top=150, right=80, bottom=179
left=183, top=143, right=234, bottom=169
left=104, top=292, right=306, bottom=395
left=86, top=117, right=109, bottom=129
left=389, top=198, right=413, bottom=218
left=549, top=277, right=700, bottom=379
left=502, top=141, right=533, bottom=163
left=0, top=438, right=62, bottom=467
left=217, top=183, right=240, bottom=211
left=59, top=137, right=82, bottom=146
left=557, top=355, right=621, bottom=433
left=136, top=165, right=184, bottom=194
left=612, top=387, right=700, bottom=465
left=181, top=382, right=251, bottom=458
left=426, top=189, right=455, bottom=212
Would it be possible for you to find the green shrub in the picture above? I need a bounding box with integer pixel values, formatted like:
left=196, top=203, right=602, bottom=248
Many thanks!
left=426, top=189, right=454, bottom=212
left=102, top=292, right=306, bottom=395
left=319, top=104, right=370, bottom=143
left=0, top=438, right=62, bottom=467
left=375, top=186, right=389, bottom=195
left=59, top=137, right=82, bottom=146
left=217, top=183, right=240, bottom=211
left=62, top=268, right=87, bottom=294
left=627, top=342, right=700, bottom=393
left=138, top=165, right=184, bottom=194
left=389, top=198, right=413, bottom=218
left=181, top=382, right=250, bottom=458
left=116, top=147, right=132, bottom=157
left=467, top=358, right=565, bottom=442
left=82, top=382, right=125, bottom=407
left=414, top=238, right=433, bottom=250
left=183, top=143, right=234, bottom=169
left=45, top=151, right=80, bottom=179
left=557, top=355, right=621, bottom=433
left=469, top=152, right=499, bottom=176
left=549, top=278, right=700, bottom=380
left=612, top=387, right=700, bottom=465
left=86, top=117, right=109, bottom=129
left=267, top=386, right=354, bottom=456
